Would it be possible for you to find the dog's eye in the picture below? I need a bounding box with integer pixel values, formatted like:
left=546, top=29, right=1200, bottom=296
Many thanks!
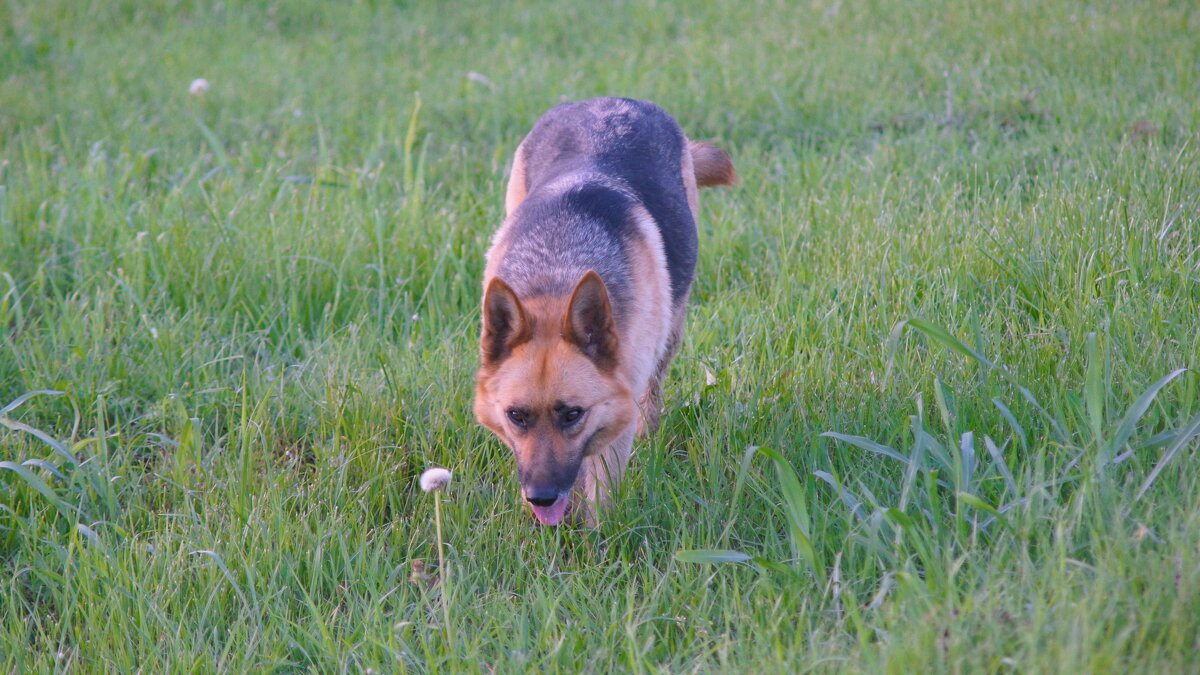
left=506, top=409, right=528, bottom=427
left=561, top=407, right=584, bottom=425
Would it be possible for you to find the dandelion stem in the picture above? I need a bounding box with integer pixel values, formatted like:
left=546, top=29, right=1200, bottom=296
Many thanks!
left=434, top=491, right=452, bottom=646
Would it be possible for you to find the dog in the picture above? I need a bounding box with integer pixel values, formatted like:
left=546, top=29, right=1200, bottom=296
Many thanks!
left=473, top=97, right=736, bottom=526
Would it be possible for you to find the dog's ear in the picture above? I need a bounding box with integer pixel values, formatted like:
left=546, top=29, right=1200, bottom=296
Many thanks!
left=563, top=271, right=618, bottom=370
left=481, top=277, right=530, bottom=365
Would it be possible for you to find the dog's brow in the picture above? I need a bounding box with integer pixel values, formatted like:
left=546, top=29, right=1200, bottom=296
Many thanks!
left=537, top=346, right=554, bottom=386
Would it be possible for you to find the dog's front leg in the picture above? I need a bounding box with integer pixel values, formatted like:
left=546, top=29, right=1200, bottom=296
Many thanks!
left=575, top=427, right=635, bottom=527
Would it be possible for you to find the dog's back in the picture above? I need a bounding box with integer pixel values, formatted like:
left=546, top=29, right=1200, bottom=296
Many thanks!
left=517, top=99, right=694, bottom=303
left=497, top=97, right=732, bottom=320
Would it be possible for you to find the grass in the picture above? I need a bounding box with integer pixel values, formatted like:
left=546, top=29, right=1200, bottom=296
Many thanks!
left=2, top=0, right=1199, bottom=671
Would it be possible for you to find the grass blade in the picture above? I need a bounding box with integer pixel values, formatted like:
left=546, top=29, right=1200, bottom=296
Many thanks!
left=190, top=549, right=255, bottom=622
left=991, top=398, right=1027, bottom=451
left=1015, top=385, right=1070, bottom=446
left=753, top=447, right=824, bottom=581
left=905, top=318, right=1012, bottom=382
left=898, top=428, right=926, bottom=512
left=984, top=435, right=1018, bottom=497
left=194, top=118, right=230, bottom=169
left=960, top=432, right=976, bottom=489
left=674, top=549, right=752, bottom=564
left=0, top=460, right=77, bottom=521
left=1101, top=368, right=1187, bottom=467
left=754, top=447, right=811, bottom=533
left=820, top=432, right=909, bottom=465
left=1135, top=410, right=1200, bottom=501
left=1, top=390, right=64, bottom=416
left=21, top=458, right=69, bottom=483
left=814, top=470, right=867, bottom=520
left=0, top=416, right=80, bottom=464
left=1084, top=332, right=1105, bottom=445
left=76, top=523, right=103, bottom=549
left=956, top=492, right=999, bottom=515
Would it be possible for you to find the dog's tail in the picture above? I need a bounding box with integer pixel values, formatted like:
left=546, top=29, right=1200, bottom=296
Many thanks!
left=689, top=141, right=739, bottom=188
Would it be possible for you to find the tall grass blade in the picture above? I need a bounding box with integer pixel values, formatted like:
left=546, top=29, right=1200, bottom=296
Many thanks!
left=190, top=549, right=256, bottom=623
left=1084, top=332, right=1105, bottom=444
left=754, top=447, right=811, bottom=533
left=904, top=318, right=1011, bottom=381
left=1, top=390, right=64, bottom=416
left=819, top=432, right=909, bottom=465
left=402, top=95, right=423, bottom=195
left=674, top=549, right=752, bottom=564
left=1015, top=385, right=1070, bottom=446
left=0, top=416, right=79, bottom=464
left=899, top=320, right=1072, bottom=446
left=898, top=429, right=926, bottom=512
left=20, top=458, right=68, bottom=483
left=1101, top=368, right=1187, bottom=468
left=0, top=461, right=77, bottom=521
left=1135, top=410, right=1200, bottom=501
left=194, top=119, right=231, bottom=169
left=983, top=435, right=1018, bottom=496
left=76, top=523, right=103, bottom=549
left=991, top=398, right=1027, bottom=451
left=814, top=470, right=867, bottom=519
left=754, top=447, right=823, bottom=581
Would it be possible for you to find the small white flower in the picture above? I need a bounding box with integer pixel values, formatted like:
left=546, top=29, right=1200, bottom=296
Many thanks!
left=466, top=71, right=496, bottom=90
left=189, top=78, right=209, bottom=95
left=419, top=467, right=452, bottom=493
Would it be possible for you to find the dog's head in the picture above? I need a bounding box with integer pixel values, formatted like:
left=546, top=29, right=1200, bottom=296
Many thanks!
left=473, top=271, right=635, bottom=526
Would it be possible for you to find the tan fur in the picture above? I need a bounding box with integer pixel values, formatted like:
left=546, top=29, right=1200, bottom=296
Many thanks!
left=579, top=425, right=636, bottom=520
left=622, top=204, right=674, bottom=434
left=681, top=139, right=700, bottom=220
left=638, top=289, right=690, bottom=437
left=482, top=141, right=530, bottom=286
left=504, top=140, right=529, bottom=216
left=482, top=145, right=530, bottom=284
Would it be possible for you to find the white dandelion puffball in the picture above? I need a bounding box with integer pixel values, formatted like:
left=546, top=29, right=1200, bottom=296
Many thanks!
left=189, top=78, right=210, bottom=95
left=419, top=467, right=452, bottom=493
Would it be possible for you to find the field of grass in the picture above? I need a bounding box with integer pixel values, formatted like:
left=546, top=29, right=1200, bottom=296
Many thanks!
left=3, top=0, right=1199, bottom=671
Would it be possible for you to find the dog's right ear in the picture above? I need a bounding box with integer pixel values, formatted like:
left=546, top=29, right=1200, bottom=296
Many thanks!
left=481, top=277, right=530, bottom=365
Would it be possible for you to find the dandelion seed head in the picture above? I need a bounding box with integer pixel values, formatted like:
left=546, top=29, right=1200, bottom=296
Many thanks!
left=420, top=467, right=452, bottom=492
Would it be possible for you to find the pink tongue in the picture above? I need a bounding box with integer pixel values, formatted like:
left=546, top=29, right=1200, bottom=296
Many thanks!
left=530, top=495, right=568, bottom=526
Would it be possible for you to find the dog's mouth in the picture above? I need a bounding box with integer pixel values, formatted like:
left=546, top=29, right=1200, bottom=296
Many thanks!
left=529, top=494, right=569, bottom=526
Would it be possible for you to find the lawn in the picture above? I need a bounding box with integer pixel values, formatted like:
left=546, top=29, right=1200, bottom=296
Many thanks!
left=2, top=0, right=1199, bottom=671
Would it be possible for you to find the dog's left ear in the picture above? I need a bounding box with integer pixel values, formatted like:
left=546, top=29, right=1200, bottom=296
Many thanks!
left=563, top=270, right=618, bottom=370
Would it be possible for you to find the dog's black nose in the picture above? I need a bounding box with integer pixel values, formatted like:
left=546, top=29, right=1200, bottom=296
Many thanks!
left=525, top=490, right=560, bottom=507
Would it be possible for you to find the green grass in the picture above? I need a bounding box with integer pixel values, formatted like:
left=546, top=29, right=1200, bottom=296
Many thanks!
left=3, top=0, right=1199, bottom=671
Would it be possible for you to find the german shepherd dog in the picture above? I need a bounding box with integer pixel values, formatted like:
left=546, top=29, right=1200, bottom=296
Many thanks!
left=474, top=97, right=736, bottom=526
